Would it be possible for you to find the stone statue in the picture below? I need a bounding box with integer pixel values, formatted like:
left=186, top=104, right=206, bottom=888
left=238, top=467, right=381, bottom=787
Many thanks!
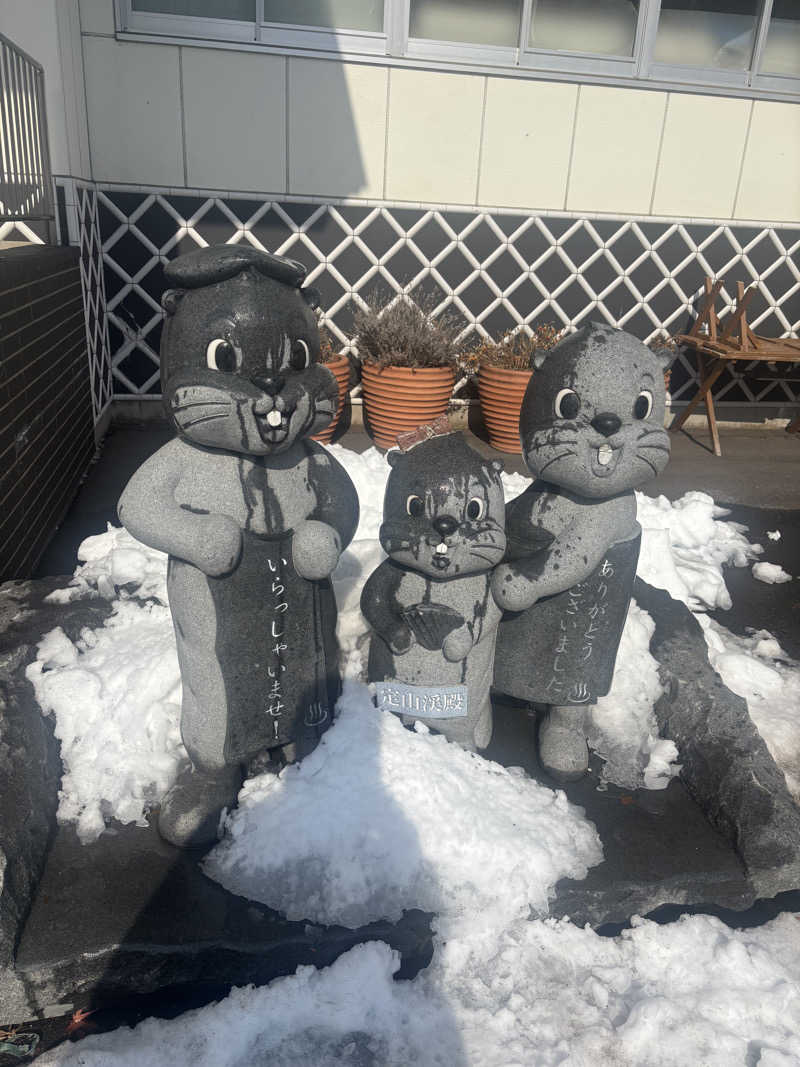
left=118, top=245, right=359, bottom=847
left=361, top=425, right=506, bottom=751
left=492, top=322, right=671, bottom=781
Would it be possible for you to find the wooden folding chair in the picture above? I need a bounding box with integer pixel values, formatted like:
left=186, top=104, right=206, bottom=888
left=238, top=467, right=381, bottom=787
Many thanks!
left=670, top=277, right=800, bottom=456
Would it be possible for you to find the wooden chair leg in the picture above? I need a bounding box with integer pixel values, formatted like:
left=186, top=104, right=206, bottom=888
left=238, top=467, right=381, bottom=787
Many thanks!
left=669, top=357, right=726, bottom=438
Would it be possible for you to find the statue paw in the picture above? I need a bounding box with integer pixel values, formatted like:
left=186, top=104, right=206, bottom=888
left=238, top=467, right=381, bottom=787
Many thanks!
left=442, top=625, right=472, bottom=662
left=538, top=709, right=589, bottom=783
left=157, top=763, right=243, bottom=848
left=292, top=521, right=341, bottom=579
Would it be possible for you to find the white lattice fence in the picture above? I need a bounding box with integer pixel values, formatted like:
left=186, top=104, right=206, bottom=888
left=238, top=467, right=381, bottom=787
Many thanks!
left=92, top=187, right=800, bottom=407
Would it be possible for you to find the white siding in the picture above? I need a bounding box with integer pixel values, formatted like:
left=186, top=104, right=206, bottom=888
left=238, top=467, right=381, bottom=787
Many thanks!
left=736, top=100, right=800, bottom=223
left=63, top=5, right=800, bottom=223
left=478, top=78, right=577, bottom=211
left=82, top=37, right=184, bottom=185
left=652, top=94, right=752, bottom=219
left=183, top=48, right=286, bottom=193
left=566, top=85, right=667, bottom=216
left=385, top=68, right=484, bottom=204
left=288, top=60, right=387, bottom=199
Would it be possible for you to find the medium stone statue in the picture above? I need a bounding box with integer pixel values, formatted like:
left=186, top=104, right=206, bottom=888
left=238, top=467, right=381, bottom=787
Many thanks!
left=361, top=426, right=506, bottom=751
left=118, top=245, right=358, bottom=847
left=492, top=322, right=671, bottom=780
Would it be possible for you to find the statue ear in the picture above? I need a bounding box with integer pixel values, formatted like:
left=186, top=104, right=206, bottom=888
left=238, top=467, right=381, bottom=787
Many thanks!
left=302, top=286, right=321, bottom=310
left=161, top=289, right=185, bottom=316
left=532, top=350, right=550, bottom=371
left=386, top=448, right=402, bottom=468
left=649, top=341, right=675, bottom=367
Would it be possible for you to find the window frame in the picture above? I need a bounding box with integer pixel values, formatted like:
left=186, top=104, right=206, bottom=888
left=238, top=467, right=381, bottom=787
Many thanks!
left=116, top=0, right=800, bottom=102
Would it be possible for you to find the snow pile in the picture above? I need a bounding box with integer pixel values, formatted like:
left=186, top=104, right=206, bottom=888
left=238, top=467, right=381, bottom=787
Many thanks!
left=38, top=911, right=800, bottom=1067
left=637, top=491, right=762, bottom=610
left=752, top=561, right=793, bottom=584
left=205, top=679, right=601, bottom=934
left=700, top=617, right=800, bottom=800
left=26, top=601, right=184, bottom=842
left=45, top=524, right=169, bottom=605
left=588, top=601, right=678, bottom=791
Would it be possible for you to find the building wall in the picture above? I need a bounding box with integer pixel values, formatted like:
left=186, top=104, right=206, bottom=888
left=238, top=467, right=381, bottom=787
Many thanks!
left=75, top=4, right=800, bottom=225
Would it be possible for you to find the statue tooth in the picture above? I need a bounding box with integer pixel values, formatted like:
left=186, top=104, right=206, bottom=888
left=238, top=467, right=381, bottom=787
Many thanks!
left=266, top=410, right=283, bottom=427
left=597, top=444, right=613, bottom=466
left=436, top=542, right=449, bottom=554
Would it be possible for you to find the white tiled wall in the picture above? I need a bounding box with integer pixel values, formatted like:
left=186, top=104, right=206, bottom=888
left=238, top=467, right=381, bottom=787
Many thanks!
left=652, top=93, right=752, bottom=219
left=289, top=60, right=387, bottom=199
left=72, top=24, right=800, bottom=223
left=385, top=69, right=484, bottom=204
left=183, top=48, right=286, bottom=193
left=567, top=86, right=667, bottom=215
left=736, top=100, right=800, bottom=223
left=478, top=78, right=577, bottom=210
left=82, top=37, right=184, bottom=185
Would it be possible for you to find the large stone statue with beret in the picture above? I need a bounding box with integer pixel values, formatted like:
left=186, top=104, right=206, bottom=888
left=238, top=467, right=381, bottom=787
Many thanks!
left=118, top=245, right=358, bottom=847
left=492, top=322, right=671, bottom=781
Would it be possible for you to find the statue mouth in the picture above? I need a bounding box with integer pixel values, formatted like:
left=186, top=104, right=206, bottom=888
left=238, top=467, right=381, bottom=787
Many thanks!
left=255, top=408, right=293, bottom=444
left=431, top=549, right=451, bottom=571
left=591, top=442, right=622, bottom=477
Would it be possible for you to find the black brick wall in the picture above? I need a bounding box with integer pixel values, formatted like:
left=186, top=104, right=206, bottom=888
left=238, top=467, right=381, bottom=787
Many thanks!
left=0, top=246, right=95, bottom=581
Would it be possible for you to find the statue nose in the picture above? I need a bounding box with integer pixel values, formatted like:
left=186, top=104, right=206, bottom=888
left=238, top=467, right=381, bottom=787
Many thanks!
left=591, top=412, right=622, bottom=438
left=433, top=515, right=458, bottom=537
left=251, top=375, right=285, bottom=396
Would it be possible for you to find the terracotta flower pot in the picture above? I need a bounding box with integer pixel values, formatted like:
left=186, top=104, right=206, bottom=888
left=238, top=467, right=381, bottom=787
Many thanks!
left=478, top=365, right=533, bottom=454
left=361, top=362, right=456, bottom=450
left=312, top=354, right=351, bottom=444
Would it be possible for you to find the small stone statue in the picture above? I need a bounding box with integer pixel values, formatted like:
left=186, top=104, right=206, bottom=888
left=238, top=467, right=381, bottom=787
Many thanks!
left=361, top=425, right=506, bottom=751
left=118, top=245, right=358, bottom=846
left=492, top=322, right=671, bottom=781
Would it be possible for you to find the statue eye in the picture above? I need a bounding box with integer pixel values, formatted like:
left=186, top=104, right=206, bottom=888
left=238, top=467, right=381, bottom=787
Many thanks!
left=206, top=338, right=241, bottom=373
left=633, top=390, right=653, bottom=420
left=554, top=388, right=580, bottom=419
left=290, top=339, right=310, bottom=371
left=466, top=497, right=485, bottom=521
left=406, top=495, right=424, bottom=517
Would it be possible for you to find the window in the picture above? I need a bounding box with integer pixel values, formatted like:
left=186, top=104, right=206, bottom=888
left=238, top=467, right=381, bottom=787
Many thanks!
left=119, top=0, right=800, bottom=100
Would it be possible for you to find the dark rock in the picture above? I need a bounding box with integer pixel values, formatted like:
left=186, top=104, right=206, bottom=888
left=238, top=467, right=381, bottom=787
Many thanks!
left=0, top=577, right=113, bottom=1019
left=14, top=818, right=433, bottom=1015
left=634, top=577, right=800, bottom=897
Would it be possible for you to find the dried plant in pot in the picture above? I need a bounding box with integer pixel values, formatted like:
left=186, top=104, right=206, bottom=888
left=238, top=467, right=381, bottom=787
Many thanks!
left=354, top=296, right=461, bottom=450
left=468, top=325, right=564, bottom=453
left=311, top=327, right=352, bottom=444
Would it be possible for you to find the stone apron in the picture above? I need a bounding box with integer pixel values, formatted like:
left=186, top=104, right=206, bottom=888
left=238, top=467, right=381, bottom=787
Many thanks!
left=494, top=531, right=641, bottom=706
left=208, top=529, right=339, bottom=763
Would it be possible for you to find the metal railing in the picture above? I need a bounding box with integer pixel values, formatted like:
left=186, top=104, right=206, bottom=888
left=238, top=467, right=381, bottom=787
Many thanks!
left=0, top=32, right=54, bottom=225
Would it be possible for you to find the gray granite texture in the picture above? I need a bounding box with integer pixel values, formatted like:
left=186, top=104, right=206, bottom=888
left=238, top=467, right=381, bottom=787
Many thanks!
left=492, top=323, right=672, bottom=776
left=117, top=246, right=359, bottom=846
left=361, top=434, right=507, bottom=750
left=634, top=577, right=800, bottom=898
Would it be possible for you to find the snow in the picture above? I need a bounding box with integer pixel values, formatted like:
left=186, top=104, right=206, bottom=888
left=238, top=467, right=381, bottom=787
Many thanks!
left=37, top=911, right=800, bottom=1067
left=753, top=561, right=793, bottom=584
left=205, top=679, right=601, bottom=933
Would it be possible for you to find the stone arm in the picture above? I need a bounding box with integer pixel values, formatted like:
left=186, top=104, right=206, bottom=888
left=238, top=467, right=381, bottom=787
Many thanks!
left=492, top=523, right=610, bottom=612
left=360, top=561, right=415, bottom=655
left=117, top=446, right=242, bottom=577
left=292, top=442, right=361, bottom=581
left=306, top=442, right=360, bottom=550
